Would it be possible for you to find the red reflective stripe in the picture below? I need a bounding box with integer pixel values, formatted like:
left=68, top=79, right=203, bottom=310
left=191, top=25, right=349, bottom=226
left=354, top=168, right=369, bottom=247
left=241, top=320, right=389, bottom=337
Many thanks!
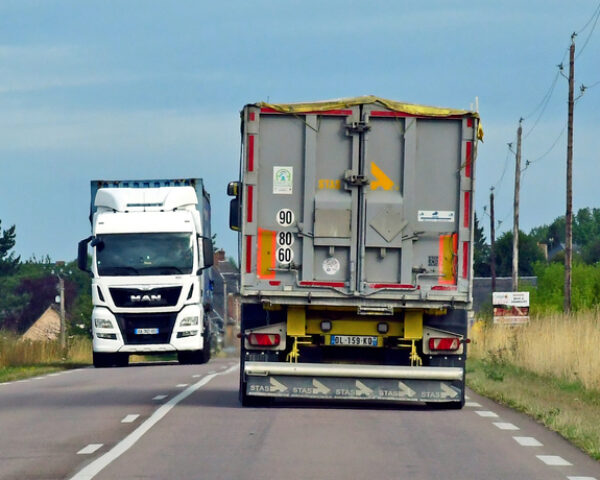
left=369, top=283, right=417, bottom=290
left=248, top=135, right=255, bottom=172
left=464, top=191, right=470, bottom=228
left=245, top=236, right=252, bottom=274
left=259, top=107, right=352, bottom=116
left=462, top=242, right=469, bottom=279
left=431, top=285, right=457, bottom=291
left=299, top=281, right=346, bottom=288
left=247, top=185, right=253, bottom=222
left=467, top=118, right=473, bottom=127
left=249, top=112, right=255, bottom=121
left=370, top=110, right=465, bottom=119
left=465, top=141, right=472, bottom=178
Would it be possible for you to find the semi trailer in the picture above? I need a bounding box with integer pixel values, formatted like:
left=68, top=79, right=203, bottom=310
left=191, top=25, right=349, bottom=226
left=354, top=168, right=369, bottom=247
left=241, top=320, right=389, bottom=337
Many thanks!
left=228, top=96, right=482, bottom=408
left=78, top=178, right=214, bottom=367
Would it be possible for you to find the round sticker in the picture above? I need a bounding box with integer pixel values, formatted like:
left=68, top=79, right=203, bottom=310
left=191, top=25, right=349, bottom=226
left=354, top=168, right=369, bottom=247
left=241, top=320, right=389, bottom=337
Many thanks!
left=277, top=247, right=294, bottom=265
left=277, top=231, right=294, bottom=247
left=276, top=209, right=295, bottom=227
left=322, top=257, right=340, bottom=275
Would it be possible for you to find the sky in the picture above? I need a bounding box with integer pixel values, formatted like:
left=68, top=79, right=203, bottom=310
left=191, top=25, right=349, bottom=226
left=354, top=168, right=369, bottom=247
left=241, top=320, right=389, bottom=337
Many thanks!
left=1, top=0, right=599, bottom=263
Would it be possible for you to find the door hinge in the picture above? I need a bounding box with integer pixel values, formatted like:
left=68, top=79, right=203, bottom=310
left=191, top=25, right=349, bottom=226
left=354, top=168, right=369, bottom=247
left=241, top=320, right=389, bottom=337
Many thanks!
left=344, top=170, right=370, bottom=187
left=345, top=121, right=371, bottom=134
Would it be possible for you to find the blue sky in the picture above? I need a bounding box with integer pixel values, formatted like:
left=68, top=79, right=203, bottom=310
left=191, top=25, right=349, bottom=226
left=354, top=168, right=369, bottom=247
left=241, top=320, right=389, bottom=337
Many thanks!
left=1, top=0, right=599, bottom=262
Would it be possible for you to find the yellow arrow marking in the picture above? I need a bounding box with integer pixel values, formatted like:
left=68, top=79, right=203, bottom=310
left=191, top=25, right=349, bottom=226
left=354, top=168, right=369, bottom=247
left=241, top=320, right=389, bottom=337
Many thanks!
left=370, top=162, right=394, bottom=191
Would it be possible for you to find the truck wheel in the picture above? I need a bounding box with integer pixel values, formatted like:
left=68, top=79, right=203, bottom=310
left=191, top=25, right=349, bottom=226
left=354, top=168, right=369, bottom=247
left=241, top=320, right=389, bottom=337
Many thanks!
left=93, top=352, right=111, bottom=368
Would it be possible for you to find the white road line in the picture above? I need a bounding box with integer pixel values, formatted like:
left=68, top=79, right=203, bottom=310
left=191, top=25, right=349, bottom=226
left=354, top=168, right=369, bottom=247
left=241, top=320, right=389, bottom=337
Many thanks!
left=493, top=422, right=520, bottom=430
left=176, top=384, right=189, bottom=388
left=192, top=374, right=202, bottom=378
left=465, top=401, right=481, bottom=408
left=567, top=477, right=598, bottom=480
left=77, top=444, right=103, bottom=455
left=32, top=377, right=44, bottom=381
left=513, top=436, right=543, bottom=447
left=121, top=415, right=140, bottom=424
left=69, top=363, right=239, bottom=480
left=465, top=395, right=470, bottom=400
left=48, top=373, right=61, bottom=377
left=475, top=410, right=499, bottom=418
left=152, top=395, right=167, bottom=401
left=536, top=455, right=572, bottom=466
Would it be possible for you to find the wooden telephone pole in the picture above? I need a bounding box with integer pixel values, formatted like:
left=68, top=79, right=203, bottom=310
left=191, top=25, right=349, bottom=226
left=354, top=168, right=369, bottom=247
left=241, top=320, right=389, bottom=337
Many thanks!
left=512, top=120, right=523, bottom=292
left=490, top=188, right=496, bottom=292
left=565, top=34, right=575, bottom=313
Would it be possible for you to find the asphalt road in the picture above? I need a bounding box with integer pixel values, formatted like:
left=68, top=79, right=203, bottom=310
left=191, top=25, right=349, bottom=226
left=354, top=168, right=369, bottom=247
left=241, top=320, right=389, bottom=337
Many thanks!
left=1, top=357, right=598, bottom=480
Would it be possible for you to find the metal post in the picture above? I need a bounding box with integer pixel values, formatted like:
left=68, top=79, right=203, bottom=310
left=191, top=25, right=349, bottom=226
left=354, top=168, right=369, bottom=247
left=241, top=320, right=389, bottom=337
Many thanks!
left=59, top=276, right=66, bottom=354
left=490, top=188, right=496, bottom=292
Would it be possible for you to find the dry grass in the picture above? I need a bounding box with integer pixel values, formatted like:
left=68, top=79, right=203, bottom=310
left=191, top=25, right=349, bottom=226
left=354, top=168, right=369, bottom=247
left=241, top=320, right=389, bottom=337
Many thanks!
left=0, top=332, right=92, bottom=368
left=468, top=311, right=600, bottom=460
left=470, top=311, right=600, bottom=391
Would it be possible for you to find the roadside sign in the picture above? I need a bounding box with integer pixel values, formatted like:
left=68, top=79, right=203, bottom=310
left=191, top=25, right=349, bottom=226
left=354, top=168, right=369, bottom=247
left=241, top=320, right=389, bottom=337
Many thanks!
left=492, top=292, right=529, bottom=325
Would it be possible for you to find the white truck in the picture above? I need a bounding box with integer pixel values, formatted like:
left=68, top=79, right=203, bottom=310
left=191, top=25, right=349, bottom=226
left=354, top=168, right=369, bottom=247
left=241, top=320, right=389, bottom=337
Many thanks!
left=78, top=178, right=214, bottom=367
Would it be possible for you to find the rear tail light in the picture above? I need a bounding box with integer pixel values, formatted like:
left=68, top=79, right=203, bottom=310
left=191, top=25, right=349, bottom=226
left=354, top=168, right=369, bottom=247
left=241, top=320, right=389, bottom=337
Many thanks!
left=428, top=337, right=460, bottom=351
left=247, top=333, right=281, bottom=346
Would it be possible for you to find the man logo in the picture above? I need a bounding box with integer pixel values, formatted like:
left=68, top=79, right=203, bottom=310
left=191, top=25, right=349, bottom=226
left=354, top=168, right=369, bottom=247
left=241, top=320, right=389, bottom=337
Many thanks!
left=130, top=294, right=162, bottom=303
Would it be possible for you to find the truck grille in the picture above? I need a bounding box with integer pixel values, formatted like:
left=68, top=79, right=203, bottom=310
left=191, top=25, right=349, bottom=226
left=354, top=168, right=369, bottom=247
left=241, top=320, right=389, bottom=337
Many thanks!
left=115, top=312, right=177, bottom=345
left=109, top=287, right=182, bottom=308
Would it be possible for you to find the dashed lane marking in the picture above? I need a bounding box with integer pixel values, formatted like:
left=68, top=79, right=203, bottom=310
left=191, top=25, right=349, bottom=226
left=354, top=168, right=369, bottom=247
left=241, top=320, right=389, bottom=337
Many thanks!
left=493, top=422, right=520, bottom=430
left=77, top=444, right=103, bottom=455
left=69, top=363, right=240, bottom=480
left=152, top=395, right=167, bottom=401
left=465, top=401, right=481, bottom=407
left=121, top=415, right=140, bottom=424
left=513, top=436, right=543, bottom=447
left=48, top=373, right=61, bottom=377
left=536, top=455, right=572, bottom=466
left=567, top=477, right=598, bottom=480
left=176, top=384, right=189, bottom=388
left=475, top=410, right=499, bottom=418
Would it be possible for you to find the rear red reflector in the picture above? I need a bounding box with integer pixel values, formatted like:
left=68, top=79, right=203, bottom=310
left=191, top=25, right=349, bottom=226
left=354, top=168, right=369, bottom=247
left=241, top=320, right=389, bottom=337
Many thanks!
left=369, top=283, right=417, bottom=290
left=431, top=285, right=457, bottom=291
left=247, top=333, right=280, bottom=347
left=429, top=337, right=460, bottom=351
left=269, top=281, right=281, bottom=286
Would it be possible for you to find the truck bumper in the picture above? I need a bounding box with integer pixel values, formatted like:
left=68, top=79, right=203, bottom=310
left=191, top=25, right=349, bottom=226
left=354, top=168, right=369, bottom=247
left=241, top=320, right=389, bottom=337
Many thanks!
left=243, top=362, right=464, bottom=403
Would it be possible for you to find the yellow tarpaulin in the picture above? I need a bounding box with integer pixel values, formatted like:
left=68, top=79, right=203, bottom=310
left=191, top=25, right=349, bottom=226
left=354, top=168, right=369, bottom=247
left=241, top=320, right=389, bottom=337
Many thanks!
left=256, top=95, right=484, bottom=140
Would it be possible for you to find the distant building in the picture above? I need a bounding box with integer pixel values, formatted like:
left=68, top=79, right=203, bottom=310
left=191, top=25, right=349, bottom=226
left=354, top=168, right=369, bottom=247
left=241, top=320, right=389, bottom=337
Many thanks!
left=211, top=250, right=240, bottom=348
left=21, top=306, right=60, bottom=341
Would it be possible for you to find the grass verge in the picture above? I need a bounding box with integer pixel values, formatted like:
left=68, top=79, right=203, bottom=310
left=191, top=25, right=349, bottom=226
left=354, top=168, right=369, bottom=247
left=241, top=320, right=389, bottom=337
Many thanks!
left=0, top=363, right=90, bottom=383
left=466, top=357, right=600, bottom=461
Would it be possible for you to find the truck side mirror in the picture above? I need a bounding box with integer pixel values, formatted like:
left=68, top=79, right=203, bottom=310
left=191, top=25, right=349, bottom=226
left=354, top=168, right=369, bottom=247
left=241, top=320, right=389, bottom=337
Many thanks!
left=228, top=181, right=241, bottom=231
left=197, top=235, right=214, bottom=271
left=78, top=236, right=93, bottom=273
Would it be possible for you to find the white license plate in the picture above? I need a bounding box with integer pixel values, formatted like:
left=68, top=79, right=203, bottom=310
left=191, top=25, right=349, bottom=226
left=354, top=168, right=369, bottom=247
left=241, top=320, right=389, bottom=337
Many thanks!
left=135, top=328, right=159, bottom=335
left=330, top=335, right=379, bottom=347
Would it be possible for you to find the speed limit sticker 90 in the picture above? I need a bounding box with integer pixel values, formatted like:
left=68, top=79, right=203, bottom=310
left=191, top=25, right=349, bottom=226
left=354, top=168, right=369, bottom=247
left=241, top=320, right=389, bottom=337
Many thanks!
left=276, top=209, right=295, bottom=227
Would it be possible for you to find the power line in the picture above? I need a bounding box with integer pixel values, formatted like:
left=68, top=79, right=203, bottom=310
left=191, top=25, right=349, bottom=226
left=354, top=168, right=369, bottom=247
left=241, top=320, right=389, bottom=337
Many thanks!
left=576, top=1, right=600, bottom=34
left=526, top=122, right=568, bottom=165
left=576, top=2, right=600, bottom=59
left=523, top=70, right=560, bottom=139
left=492, top=142, right=513, bottom=192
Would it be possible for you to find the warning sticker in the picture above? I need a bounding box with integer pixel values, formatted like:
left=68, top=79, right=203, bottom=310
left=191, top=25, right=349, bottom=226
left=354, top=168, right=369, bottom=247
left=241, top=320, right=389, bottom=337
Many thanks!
left=273, top=166, right=293, bottom=195
left=322, top=257, right=340, bottom=275
left=418, top=210, right=455, bottom=222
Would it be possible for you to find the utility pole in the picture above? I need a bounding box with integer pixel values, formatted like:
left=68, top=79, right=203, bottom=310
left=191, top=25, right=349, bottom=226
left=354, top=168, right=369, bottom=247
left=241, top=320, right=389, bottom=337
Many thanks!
left=512, top=120, right=523, bottom=292
left=565, top=33, right=576, bottom=313
left=490, top=188, right=496, bottom=292
left=58, top=276, right=66, bottom=354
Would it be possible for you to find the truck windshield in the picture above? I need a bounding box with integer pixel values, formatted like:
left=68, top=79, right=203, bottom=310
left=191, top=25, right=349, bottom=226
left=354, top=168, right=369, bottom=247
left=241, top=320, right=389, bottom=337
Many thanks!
left=96, top=233, right=194, bottom=276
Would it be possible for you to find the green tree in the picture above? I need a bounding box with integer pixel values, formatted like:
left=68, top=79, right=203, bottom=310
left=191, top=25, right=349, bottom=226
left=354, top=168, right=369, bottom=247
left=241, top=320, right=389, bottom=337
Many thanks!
left=0, top=220, right=20, bottom=276
left=473, top=213, right=490, bottom=276
left=494, top=230, right=545, bottom=276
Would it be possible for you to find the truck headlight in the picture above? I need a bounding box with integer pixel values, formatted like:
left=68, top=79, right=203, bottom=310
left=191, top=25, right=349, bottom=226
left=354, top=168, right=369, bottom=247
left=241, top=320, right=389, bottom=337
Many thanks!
left=180, top=316, right=199, bottom=327
left=94, top=318, right=114, bottom=329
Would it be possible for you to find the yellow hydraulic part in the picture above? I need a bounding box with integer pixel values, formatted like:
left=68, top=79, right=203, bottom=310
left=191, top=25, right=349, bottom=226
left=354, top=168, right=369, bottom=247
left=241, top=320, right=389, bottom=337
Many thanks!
left=286, top=307, right=311, bottom=362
